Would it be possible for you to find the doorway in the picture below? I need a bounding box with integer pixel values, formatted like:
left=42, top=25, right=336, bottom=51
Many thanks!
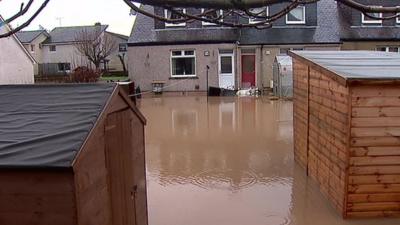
left=241, top=54, right=256, bottom=88
left=218, top=51, right=235, bottom=89
left=105, top=110, right=137, bottom=225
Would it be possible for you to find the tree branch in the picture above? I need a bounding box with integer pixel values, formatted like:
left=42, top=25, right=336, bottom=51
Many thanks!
left=4, top=0, right=35, bottom=24
left=0, top=0, right=51, bottom=38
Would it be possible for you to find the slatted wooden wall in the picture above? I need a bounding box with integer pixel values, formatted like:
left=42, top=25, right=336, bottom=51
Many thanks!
left=292, top=58, right=350, bottom=217
left=348, top=85, right=400, bottom=218
left=293, top=59, right=309, bottom=170
left=0, top=171, right=76, bottom=225
left=307, top=66, right=350, bottom=215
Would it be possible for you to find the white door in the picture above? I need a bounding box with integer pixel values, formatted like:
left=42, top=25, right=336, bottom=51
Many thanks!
left=218, top=52, right=235, bottom=89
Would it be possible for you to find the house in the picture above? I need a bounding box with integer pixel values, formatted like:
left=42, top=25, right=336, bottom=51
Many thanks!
left=127, top=0, right=400, bottom=92
left=40, top=24, right=107, bottom=75
left=0, top=16, right=35, bottom=84
left=338, top=0, right=400, bottom=52
left=16, top=24, right=129, bottom=76
left=105, top=31, right=129, bottom=74
left=0, top=84, right=148, bottom=225
left=128, top=1, right=341, bottom=92
left=16, top=29, right=50, bottom=75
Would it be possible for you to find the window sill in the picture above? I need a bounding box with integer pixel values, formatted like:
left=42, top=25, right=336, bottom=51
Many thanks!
left=285, top=22, right=306, bottom=25
left=169, top=76, right=199, bottom=80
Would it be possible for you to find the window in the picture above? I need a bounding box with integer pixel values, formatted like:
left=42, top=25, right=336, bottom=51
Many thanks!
left=397, top=13, right=400, bottom=24
left=362, top=7, right=382, bottom=24
left=201, top=9, right=224, bottom=26
left=286, top=6, right=306, bottom=24
left=171, top=50, right=196, bottom=77
left=30, top=44, right=35, bottom=53
left=249, top=7, right=268, bottom=24
left=119, top=43, right=127, bottom=52
left=49, top=45, right=56, bottom=52
left=377, top=46, right=400, bottom=53
left=58, top=63, right=71, bottom=72
left=164, top=8, right=186, bottom=27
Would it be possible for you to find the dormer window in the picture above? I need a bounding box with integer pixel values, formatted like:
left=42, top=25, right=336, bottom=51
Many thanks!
left=201, top=9, right=224, bottom=26
left=164, top=8, right=186, bottom=27
left=249, top=7, right=268, bottom=24
left=286, top=6, right=306, bottom=24
left=361, top=7, right=382, bottom=24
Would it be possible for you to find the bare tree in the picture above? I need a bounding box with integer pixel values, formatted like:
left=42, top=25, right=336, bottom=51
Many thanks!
left=118, top=53, right=128, bottom=73
left=2, top=0, right=400, bottom=37
left=74, top=28, right=117, bottom=70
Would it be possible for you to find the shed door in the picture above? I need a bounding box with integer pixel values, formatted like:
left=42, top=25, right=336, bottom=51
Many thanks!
left=105, top=110, right=137, bottom=225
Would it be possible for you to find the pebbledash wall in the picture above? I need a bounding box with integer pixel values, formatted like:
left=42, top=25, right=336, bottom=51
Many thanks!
left=41, top=44, right=92, bottom=70
left=0, top=23, right=34, bottom=84
left=128, top=43, right=237, bottom=92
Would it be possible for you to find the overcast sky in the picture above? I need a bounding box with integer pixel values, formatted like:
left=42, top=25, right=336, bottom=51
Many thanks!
left=0, top=0, right=136, bottom=36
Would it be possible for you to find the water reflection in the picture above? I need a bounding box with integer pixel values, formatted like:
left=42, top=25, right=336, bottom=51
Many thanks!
left=139, top=96, right=400, bottom=225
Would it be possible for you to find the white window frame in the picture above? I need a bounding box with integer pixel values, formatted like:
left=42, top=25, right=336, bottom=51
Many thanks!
left=396, top=13, right=400, bottom=24
left=286, top=6, right=306, bottom=24
left=201, top=9, right=224, bottom=26
left=249, top=7, right=269, bottom=24
left=170, top=50, right=196, bottom=77
left=165, top=8, right=187, bottom=27
left=376, top=46, right=400, bottom=53
left=361, top=6, right=382, bottom=24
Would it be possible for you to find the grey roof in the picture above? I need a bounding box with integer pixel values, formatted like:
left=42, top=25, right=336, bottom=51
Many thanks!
left=290, top=50, right=400, bottom=81
left=239, top=0, right=341, bottom=45
left=16, top=30, right=48, bottom=43
left=129, top=5, right=238, bottom=45
left=337, top=3, right=400, bottom=41
left=106, top=31, right=129, bottom=41
left=44, top=25, right=108, bottom=44
left=0, top=84, right=116, bottom=169
left=129, top=1, right=400, bottom=46
left=340, top=27, right=400, bottom=41
left=129, top=1, right=340, bottom=45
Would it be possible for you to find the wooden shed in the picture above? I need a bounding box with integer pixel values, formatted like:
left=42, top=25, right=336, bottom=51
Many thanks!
left=289, top=50, right=400, bottom=218
left=0, top=84, right=148, bottom=225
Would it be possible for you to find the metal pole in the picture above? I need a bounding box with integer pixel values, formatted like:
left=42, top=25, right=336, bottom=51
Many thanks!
left=206, top=65, right=210, bottom=99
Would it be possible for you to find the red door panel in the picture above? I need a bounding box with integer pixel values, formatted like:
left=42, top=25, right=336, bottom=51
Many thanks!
left=241, top=55, right=256, bottom=88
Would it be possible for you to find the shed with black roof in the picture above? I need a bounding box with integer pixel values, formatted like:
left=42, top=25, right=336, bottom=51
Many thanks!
left=289, top=50, right=400, bottom=218
left=0, top=83, right=148, bottom=225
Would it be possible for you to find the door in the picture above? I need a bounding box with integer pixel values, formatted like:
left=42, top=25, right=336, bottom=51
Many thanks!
left=105, top=110, right=137, bottom=225
left=241, top=54, right=256, bottom=88
left=218, top=52, right=235, bottom=89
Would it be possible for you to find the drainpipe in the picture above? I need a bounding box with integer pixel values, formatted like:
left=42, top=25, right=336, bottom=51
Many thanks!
left=261, top=44, right=264, bottom=90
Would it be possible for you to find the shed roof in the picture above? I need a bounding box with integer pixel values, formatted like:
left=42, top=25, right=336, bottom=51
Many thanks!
left=289, top=50, right=400, bottom=85
left=0, top=84, right=116, bottom=169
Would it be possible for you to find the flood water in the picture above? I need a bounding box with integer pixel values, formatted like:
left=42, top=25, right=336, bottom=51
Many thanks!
left=139, top=96, right=400, bottom=225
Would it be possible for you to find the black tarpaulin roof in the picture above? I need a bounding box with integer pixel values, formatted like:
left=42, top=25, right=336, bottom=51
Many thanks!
left=290, top=51, right=400, bottom=84
left=0, top=84, right=116, bottom=169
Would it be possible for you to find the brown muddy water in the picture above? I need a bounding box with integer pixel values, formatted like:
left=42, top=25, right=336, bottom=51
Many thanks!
left=138, top=96, right=400, bottom=225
